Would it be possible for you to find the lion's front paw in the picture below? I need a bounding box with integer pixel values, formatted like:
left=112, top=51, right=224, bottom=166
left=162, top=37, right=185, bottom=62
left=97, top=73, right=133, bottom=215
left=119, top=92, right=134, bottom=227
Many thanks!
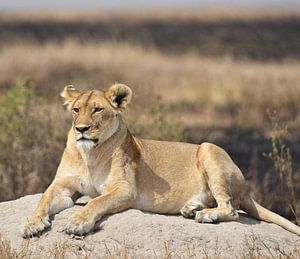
left=64, top=210, right=95, bottom=236
left=20, top=215, right=51, bottom=238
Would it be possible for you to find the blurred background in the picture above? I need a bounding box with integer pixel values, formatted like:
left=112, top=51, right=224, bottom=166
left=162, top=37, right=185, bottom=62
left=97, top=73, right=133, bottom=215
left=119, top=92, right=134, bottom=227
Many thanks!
left=0, top=0, right=299, bottom=222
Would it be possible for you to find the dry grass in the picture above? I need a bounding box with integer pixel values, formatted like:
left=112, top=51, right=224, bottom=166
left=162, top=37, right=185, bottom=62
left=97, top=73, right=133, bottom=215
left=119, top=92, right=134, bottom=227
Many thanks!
left=0, top=234, right=90, bottom=259
left=0, top=235, right=28, bottom=259
left=263, top=111, right=299, bottom=223
left=0, top=40, right=299, bottom=130
left=1, top=233, right=300, bottom=258
left=0, top=78, right=69, bottom=201
left=1, top=8, right=300, bottom=23
left=0, top=42, right=299, bottom=103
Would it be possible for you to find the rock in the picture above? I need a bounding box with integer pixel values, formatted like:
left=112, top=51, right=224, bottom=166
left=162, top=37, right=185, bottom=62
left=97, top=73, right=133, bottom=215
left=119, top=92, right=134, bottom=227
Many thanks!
left=0, top=194, right=299, bottom=258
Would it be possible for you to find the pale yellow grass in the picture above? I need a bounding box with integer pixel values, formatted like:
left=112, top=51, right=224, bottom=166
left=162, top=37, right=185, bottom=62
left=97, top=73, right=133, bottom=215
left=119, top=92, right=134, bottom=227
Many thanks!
left=0, top=40, right=299, bottom=131
left=1, top=8, right=300, bottom=23
left=1, top=233, right=300, bottom=258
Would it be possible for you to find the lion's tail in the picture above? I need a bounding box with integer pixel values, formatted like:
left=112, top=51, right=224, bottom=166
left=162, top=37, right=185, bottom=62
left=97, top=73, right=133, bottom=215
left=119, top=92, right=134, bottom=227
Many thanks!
left=241, top=194, right=300, bottom=236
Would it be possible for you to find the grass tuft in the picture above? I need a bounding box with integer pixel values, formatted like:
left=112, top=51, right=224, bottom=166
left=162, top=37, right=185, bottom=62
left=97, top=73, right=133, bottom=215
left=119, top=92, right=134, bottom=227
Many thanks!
left=263, top=110, right=299, bottom=223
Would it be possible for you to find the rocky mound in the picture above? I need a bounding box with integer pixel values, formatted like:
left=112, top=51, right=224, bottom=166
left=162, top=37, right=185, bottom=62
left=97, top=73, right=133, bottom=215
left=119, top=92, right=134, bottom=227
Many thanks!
left=0, top=194, right=299, bottom=258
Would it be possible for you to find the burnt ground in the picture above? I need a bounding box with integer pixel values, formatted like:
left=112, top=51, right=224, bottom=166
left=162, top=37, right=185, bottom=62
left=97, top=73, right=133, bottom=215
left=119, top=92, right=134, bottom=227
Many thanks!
left=0, top=17, right=300, bottom=60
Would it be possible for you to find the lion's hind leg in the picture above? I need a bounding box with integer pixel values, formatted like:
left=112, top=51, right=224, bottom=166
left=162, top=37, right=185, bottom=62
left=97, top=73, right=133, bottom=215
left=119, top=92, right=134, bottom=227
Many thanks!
left=193, top=143, right=243, bottom=223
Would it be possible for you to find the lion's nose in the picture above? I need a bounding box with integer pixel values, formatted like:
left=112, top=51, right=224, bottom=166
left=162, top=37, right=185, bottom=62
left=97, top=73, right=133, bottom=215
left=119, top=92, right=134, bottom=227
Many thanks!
left=75, top=126, right=91, bottom=133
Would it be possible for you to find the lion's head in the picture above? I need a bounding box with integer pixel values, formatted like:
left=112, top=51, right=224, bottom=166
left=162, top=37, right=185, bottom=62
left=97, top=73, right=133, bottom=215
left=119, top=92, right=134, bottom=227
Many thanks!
left=60, top=83, right=132, bottom=149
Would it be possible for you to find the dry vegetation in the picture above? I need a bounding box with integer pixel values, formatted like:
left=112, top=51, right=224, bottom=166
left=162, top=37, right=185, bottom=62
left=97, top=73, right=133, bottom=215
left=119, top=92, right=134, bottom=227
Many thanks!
left=0, top=9, right=299, bottom=227
left=2, top=8, right=300, bottom=22
left=1, top=233, right=300, bottom=258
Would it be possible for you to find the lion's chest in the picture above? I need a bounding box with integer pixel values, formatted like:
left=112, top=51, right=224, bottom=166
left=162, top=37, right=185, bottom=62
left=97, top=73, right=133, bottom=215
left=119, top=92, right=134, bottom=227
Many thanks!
left=77, top=167, right=109, bottom=198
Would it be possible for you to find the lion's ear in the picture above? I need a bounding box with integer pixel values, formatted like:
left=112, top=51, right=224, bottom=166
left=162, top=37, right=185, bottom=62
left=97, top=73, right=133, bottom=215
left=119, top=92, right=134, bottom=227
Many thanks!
left=105, top=84, right=132, bottom=111
left=60, top=85, right=81, bottom=110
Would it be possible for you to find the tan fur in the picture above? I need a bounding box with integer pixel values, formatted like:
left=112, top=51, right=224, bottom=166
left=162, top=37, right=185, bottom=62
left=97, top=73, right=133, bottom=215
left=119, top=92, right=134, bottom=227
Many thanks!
left=21, top=84, right=300, bottom=237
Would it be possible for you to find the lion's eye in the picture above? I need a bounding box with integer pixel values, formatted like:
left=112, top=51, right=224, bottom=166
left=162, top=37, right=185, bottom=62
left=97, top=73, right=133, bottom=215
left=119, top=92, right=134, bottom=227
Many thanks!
left=94, top=107, right=104, bottom=113
left=73, top=107, right=80, bottom=113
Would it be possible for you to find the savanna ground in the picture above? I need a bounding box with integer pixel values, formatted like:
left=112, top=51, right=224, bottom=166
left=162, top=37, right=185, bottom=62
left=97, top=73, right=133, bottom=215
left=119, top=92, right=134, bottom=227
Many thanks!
left=0, top=8, right=300, bottom=257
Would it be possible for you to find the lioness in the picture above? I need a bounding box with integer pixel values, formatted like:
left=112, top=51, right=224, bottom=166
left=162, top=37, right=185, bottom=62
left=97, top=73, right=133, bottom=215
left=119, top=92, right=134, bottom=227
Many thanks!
left=21, top=84, right=300, bottom=237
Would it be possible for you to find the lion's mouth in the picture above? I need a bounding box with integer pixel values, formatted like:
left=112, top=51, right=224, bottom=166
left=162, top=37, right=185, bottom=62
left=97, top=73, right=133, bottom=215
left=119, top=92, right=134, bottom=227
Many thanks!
left=77, top=137, right=98, bottom=143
